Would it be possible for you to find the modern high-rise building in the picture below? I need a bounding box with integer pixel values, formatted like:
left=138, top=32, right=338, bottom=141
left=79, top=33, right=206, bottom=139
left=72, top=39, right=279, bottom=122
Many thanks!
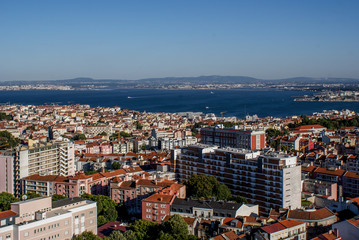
left=200, top=128, right=265, bottom=150
left=0, top=142, right=75, bottom=196
left=175, top=144, right=301, bottom=215
left=0, top=197, right=97, bottom=240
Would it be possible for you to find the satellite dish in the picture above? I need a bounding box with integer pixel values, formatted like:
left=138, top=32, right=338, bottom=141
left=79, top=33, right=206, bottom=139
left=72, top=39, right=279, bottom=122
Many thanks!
left=22, top=195, right=27, bottom=201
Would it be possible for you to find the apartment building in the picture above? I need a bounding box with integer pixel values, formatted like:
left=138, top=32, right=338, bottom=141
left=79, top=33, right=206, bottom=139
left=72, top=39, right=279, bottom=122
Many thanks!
left=110, top=178, right=185, bottom=214
left=0, top=142, right=75, bottom=196
left=142, top=193, right=176, bottom=223
left=255, top=219, right=306, bottom=240
left=200, top=128, right=265, bottom=150
left=176, top=144, right=301, bottom=215
left=22, top=167, right=146, bottom=198
left=170, top=198, right=258, bottom=220
left=0, top=197, right=97, bottom=240
left=83, top=125, right=112, bottom=137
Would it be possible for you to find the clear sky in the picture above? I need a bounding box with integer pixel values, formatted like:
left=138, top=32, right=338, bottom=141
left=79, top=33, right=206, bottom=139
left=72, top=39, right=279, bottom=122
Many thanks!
left=1, top=0, right=359, bottom=81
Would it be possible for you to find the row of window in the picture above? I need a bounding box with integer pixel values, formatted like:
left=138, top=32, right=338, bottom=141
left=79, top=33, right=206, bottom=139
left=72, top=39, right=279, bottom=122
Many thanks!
left=145, top=203, right=167, bottom=208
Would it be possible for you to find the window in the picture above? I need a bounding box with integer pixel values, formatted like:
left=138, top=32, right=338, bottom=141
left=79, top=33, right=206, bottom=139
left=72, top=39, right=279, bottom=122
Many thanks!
left=24, top=232, right=29, bottom=237
left=89, top=211, right=94, bottom=215
left=146, top=208, right=152, bottom=213
left=161, top=204, right=166, bottom=208
left=65, top=220, right=68, bottom=225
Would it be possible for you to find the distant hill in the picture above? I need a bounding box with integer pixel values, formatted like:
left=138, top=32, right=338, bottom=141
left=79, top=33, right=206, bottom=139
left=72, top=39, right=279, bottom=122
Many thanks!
left=1, top=76, right=359, bottom=86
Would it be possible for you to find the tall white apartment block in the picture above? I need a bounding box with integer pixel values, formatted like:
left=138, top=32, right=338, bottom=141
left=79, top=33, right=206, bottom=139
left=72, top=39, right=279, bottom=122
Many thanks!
left=0, top=142, right=75, bottom=197
left=175, top=144, right=301, bottom=215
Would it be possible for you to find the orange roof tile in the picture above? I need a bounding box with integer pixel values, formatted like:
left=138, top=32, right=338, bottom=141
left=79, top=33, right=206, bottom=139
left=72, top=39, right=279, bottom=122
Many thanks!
left=0, top=210, right=17, bottom=219
left=344, top=171, right=359, bottom=179
left=143, top=193, right=175, bottom=203
left=287, top=208, right=335, bottom=221
left=314, top=167, right=345, bottom=177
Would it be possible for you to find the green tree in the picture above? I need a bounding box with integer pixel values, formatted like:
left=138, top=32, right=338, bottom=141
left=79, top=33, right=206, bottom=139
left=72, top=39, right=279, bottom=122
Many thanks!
left=265, top=128, right=283, bottom=139
left=156, top=231, right=175, bottom=240
left=73, top=231, right=102, bottom=240
left=161, top=214, right=189, bottom=239
left=112, top=161, right=122, bottom=170
left=280, top=145, right=289, bottom=152
left=0, top=112, right=12, bottom=120
left=81, top=193, right=118, bottom=226
left=0, top=192, right=18, bottom=211
left=73, top=134, right=87, bottom=140
left=232, top=195, right=248, bottom=204
left=108, top=231, right=126, bottom=240
left=185, top=174, right=232, bottom=200
left=52, top=194, right=66, bottom=201
left=97, top=215, right=107, bottom=226
left=0, top=131, right=20, bottom=148
left=135, top=121, right=143, bottom=130
left=130, top=219, right=157, bottom=240
left=213, top=182, right=232, bottom=200
left=123, top=230, right=138, bottom=240
left=120, top=131, right=132, bottom=138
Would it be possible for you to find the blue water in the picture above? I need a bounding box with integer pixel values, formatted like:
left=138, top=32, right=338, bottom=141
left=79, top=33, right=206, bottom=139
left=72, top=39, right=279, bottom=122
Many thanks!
left=0, top=89, right=358, bottom=118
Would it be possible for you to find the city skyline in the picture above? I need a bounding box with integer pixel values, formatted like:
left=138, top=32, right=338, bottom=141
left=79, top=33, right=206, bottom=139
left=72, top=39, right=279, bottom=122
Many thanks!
left=1, top=0, right=359, bottom=81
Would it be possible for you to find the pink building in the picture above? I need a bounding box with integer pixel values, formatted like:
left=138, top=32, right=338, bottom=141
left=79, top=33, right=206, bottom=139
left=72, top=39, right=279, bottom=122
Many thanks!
left=0, top=154, right=16, bottom=195
left=142, top=193, right=176, bottom=223
left=22, top=168, right=145, bottom=198
left=0, top=197, right=97, bottom=240
left=110, top=178, right=185, bottom=214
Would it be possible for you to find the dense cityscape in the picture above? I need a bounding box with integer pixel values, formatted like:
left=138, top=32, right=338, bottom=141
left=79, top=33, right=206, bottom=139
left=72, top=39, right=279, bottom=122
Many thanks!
left=2, top=0, right=359, bottom=239
left=0, top=104, right=358, bottom=239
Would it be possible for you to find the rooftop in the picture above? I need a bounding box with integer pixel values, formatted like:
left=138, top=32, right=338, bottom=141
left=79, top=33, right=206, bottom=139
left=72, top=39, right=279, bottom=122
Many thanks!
left=52, top=197, right=86, bottom=209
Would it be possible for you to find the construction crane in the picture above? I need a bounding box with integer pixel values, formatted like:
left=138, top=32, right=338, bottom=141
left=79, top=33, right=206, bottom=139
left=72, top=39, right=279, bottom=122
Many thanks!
left=300, top=143, right=310, bottom=154
left=0, top=143, right=9, bottom=149
left=220, top=111, right=227, bottom=119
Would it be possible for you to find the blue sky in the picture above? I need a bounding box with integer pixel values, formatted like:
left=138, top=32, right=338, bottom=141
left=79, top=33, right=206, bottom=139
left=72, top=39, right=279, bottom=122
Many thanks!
left=1, top=0, right=359, bottom=81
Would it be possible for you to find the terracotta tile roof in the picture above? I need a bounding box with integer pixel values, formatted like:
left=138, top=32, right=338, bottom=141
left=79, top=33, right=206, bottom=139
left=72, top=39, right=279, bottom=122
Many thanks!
left=262, top=219, right=304, bottom=234
left=143, top=193, right=175, bottom=203
left=347, top=218, right=359, bottom=228
left=23, top=174, right=68, bottom=182
left=261, top=222, right=286, bottom=233
left=280, top=219, right=305, bottom=228
left=311, top=231, right=340, bottom=240
left=302, top=165, right=318, bottom=173
left=70, top=173, right=92, bottom=180
left=222, top=231, right=241, bottom=240
left=297, top=125, right=326, bottom=130
left=314, top=167, right=345, bottom=177
left=102, top=169, right=126, bottom=178
left=0, top=210, right=17, bottom=219
left=287, top=208, right=335, bottom=221
left=344, top=171, right=359, bottom=179
left=97, top=221, right=128, bottom=238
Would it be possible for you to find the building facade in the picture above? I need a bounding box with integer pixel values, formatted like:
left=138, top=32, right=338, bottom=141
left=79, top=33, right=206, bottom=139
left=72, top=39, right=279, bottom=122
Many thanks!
left=0, top=197, right=97, bottom=240
left=175, top=144, right=301, bottom=215
left=200, top=128, right=265, bottom=150
left=0, top=142, right=75, bottom=197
